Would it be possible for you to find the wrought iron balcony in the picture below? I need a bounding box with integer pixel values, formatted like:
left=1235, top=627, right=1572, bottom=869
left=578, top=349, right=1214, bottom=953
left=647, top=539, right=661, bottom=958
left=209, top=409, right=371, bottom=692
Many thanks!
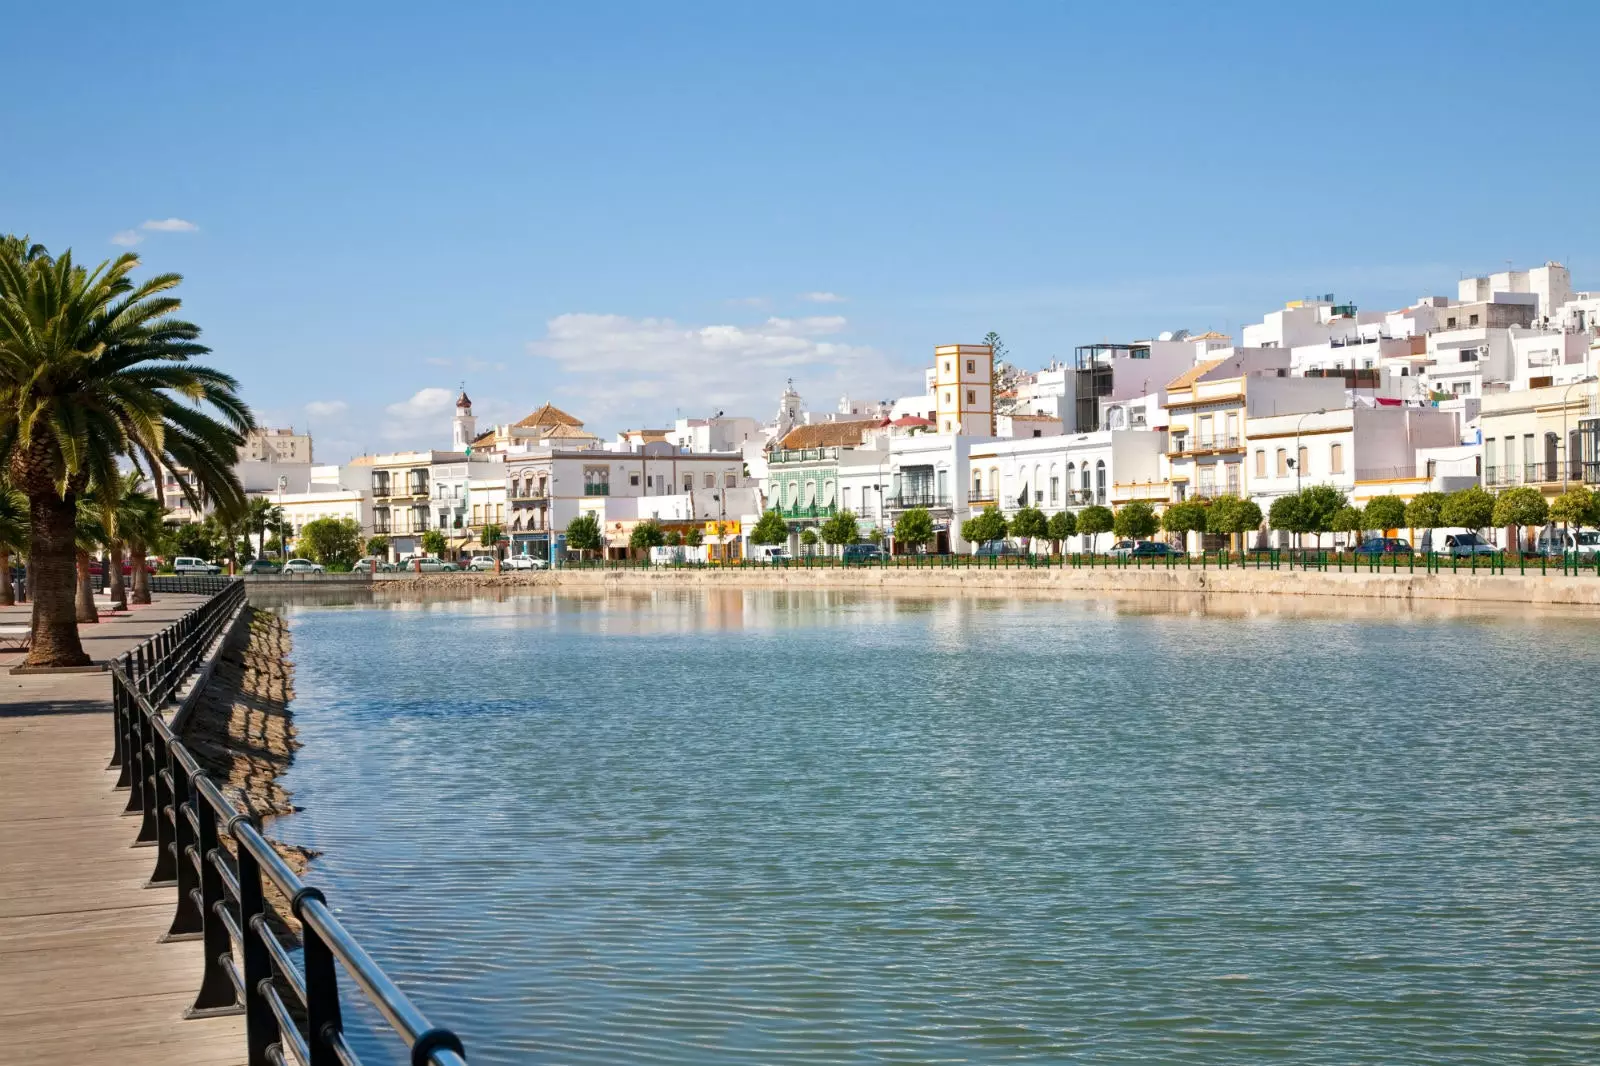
left=887, top=493, right=950, bottom=509
left=778, top=503, right=836, bottom=520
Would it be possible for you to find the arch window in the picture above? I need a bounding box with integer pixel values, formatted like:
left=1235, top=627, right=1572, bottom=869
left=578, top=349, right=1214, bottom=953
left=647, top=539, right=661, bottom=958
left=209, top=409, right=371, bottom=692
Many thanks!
left=1095, top=460, right=1107, bottom=504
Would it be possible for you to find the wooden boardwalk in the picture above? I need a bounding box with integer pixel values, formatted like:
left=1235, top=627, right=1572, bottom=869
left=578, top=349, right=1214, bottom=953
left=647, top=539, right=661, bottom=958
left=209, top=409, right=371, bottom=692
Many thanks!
left=0, top=596, right=246, bottom=1065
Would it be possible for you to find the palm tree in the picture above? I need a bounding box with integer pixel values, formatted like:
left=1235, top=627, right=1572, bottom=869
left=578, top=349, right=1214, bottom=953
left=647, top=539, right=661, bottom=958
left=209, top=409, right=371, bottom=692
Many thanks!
left=0, top=482, right=25, bottom=607
left=246, top=496, right=282, bottom=560
left=99, top=472, right=162, bottom=610
left=121, top=490, right=164, bottom=606
left=0, top=248, right=253, bottom=666
left=74, top=498, right=106, bottom=624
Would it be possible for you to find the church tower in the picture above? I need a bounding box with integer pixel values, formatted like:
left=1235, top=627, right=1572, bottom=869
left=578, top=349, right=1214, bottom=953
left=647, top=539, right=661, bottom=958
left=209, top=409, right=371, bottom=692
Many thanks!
left=453, top=388, right=476, bottom=451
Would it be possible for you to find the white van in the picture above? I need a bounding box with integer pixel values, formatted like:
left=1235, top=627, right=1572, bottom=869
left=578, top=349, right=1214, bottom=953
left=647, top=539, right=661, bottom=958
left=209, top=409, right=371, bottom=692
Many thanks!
left=1534, top=528, right=1600, bottom=558
left=173, top=556, right=221, bottom=575
left=748, top=544, right=792, bottom=563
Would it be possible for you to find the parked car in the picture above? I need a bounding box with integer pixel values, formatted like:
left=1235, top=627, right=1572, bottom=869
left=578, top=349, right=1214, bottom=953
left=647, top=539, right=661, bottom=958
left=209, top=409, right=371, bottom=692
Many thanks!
left=1533, top=529, right=1600, bottom=558
left=1353, top=537, right=1413, bottom=557
left=466, top=555, right=499, bottom=571
left=1106, top=540, right=1142, bottom=558
left=281, top=558, right=325, bottom=574
left=749, top=545, right=792, bottom=563
left=1130, top=542, right=1183, bottom=558
left=974, top=540, right=1018, bottom=557
left=399, top=556, right=457, bottom=573
left=502, top=555, right=547, bottom=570
left=351, top=557, right=393, bottom=574
left=173, top=556, right=222, bottom=575
left=241, top=559, right=282, bottom=574
left=841, top=543, right=883, bottom=563
left=1442, top=533, right=1498, bottom=558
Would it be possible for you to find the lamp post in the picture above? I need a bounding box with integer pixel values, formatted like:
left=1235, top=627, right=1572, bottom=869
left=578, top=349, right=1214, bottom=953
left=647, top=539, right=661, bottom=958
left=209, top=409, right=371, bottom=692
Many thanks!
left=1291, top=408, right=1327, bottom=495
left=1561, top=376, right=1597, bottom=492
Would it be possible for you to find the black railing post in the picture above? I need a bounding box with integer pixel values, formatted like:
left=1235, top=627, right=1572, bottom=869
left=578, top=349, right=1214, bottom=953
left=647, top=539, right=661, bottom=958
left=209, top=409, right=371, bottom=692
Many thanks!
left=191, top=793, right=238, bottom=1014
left=150, top=726, right=178, bottom=883
left=236, top=837, right=278, bottom=1066
left=168, top=751, right=203, bottom=936
left=124, top=693, right=146, bottom=814
left=297, top=889, right=344, bottom=1066
left=135, top=721, right=161, bottom=843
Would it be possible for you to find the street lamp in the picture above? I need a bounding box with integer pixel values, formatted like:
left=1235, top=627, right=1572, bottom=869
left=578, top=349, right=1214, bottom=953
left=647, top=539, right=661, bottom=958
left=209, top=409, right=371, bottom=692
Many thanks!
left=1289, top=408, right=1328, bottom=495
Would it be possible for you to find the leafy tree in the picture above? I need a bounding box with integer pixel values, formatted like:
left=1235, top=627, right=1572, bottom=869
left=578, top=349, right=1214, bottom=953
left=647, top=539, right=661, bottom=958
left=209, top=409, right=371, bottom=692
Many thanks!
left=750, top=509, right=789, bottom=546
left=1268, top=493, right=1308, bottom=542
left=74, top=498, right=106, bottom=624
left=799, top=528, right=818, bottom=552
left=0, top=483, right=26, bottom=607
left=299, top=517, right=363, bottom=568
left=1364, top=495, right=1407, bottom=533
left=1206, top=495, right=1263, bottom=553
left=1549, top=487, right=1596, bottom=529
left=1441, top=485, right=1496, bottom=537
left=1492, top=486, right=1549, bottom=553
left=821, top=509, right=860, bottom=551
left=1404, top=491, right=1446, bottom=535
left=1077, top=504, right=1114, bottom=552
left=962, top=505, right=1009, bottom=551
left=169, top=521, right=216, bottom=560
left=1161, top=501, right=1207, bottom=549
left=982, top=330, right=1007, bottom=363
left=0, top=246, right=252, bottom=666
left=665, top=530, right=683, bottom=547
left=1299, top=485, right=1349, bottom=545
left=1332, top=505, right=1366, bottom=544
left=421, top=529, right=448, bottom=557
left=686, top=526, right=704, bottom=547
left=365, top=535, right=390, bottom=559
left=97, top=472, right=157, bottom=608
left=246, top=496, right=282, bottom=558
left=895, top=507, right=935, bottom=552
left=566, top=512, right=603, bottom=556
left=479, top=523, right=504, bottom=560
left=118, top=485, right=163, bottom=605
left=1112, top=501, right=1158, bottom=541
left=1046, top=509, right=1076, bottom=554
left=1009, top=506, right=1049, bottom=552
left=630, top=519, right=666, bottom=552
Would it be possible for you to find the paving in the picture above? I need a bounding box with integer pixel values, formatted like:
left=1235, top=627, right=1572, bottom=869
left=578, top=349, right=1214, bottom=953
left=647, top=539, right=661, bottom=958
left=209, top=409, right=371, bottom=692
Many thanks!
left=0, top=594, right=247, bottom=1065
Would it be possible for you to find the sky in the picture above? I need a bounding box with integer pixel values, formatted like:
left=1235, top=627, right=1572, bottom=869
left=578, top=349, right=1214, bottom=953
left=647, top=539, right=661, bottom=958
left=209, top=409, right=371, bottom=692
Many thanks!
left=6, top=2, right=1599, bottom=462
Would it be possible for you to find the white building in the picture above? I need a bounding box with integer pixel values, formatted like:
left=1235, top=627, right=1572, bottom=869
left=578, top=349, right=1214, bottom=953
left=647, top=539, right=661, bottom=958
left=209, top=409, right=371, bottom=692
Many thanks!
left=967, top=430, right=1166, bottom=524
left=1245, top=405, right=1462, bottom=512
left=668, top=415, right=763, bottom=454
left=1458, top=262, right=1571, bottom=321
left=932, top=343, right=995, bottom=435
left=1071, top=334, right=1220, bottom=432
left=239, top=426, right=313, bottom=464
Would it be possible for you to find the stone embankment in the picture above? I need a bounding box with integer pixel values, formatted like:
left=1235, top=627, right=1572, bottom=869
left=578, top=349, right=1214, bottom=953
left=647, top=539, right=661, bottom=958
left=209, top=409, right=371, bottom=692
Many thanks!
left=371, top=564, right=1600, bottom=606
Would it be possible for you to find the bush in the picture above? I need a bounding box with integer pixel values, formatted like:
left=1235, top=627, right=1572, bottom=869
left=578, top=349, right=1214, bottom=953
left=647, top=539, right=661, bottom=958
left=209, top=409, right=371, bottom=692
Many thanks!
left=1112, top=501, right=1158, bottom=541
left=298, top=517, right=363, bottom=568
left=365, top=535, right=390, bottom=558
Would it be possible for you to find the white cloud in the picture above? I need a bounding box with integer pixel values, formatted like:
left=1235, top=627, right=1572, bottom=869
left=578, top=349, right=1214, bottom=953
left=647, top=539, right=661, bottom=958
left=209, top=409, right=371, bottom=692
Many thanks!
left=799, top=291, right=846, bottom=303
left=726, top=296, right=771, bottom=308
left=527, top=312, right=904, bottom=427
left=141, top=218, right=198, bottom=233
left=423, top=357, right=454, bottom=368
left=110, top=230, right=143, bottom=247
left=304, top=400, right=349, bottom=418
left=386, top=387, right=456, bottom=420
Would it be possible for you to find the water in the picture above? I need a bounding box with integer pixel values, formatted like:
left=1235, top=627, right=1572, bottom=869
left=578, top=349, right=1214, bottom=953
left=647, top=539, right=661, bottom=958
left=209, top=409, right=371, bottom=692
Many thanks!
left=273, top=590, right=1600, bottom=1064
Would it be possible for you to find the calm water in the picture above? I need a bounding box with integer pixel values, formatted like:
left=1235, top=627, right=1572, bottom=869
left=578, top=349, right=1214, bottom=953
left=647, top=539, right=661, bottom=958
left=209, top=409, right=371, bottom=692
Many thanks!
left=274, top=591, right=1600, bottom=1065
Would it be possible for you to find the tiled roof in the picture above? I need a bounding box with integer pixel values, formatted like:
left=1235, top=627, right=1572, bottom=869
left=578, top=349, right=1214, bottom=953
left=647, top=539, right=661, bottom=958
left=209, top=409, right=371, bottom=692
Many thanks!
left=542, top=423, right=599, bottom=440
left=1167, top=356, right=1230, bottom=391
left=1007, top=413, right=1060, bottom=421
left=891, top=414, right=933, bottom=427
left=777, top=420, right=877, bottom=449
left=513, top=403, right=584, bottom=428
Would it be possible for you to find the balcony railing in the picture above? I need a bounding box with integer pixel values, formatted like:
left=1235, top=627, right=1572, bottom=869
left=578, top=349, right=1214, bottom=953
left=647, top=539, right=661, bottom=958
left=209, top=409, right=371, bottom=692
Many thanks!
left=770, top=447, right=840, bottom=465
left=508, top=487, right=549, bottom=501
left=1170, top=435, right=1241, bottom=455
left=583, top=484, right=610, bottom=496
left=888, top=493, right=950, bottom=509
left=779, top=502, right=836, bottom=519
left=968, top=490, right=998, bottom=504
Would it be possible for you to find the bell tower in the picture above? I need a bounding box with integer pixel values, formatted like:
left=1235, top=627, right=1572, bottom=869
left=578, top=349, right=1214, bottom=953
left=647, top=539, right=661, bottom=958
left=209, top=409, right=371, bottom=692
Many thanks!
left=452, top=387, right=476, bottom=451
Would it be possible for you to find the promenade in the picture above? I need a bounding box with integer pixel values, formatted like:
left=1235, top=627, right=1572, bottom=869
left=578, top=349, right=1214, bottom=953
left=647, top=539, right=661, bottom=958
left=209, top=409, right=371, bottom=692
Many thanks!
left=0, top=595, right=245, bottom=1065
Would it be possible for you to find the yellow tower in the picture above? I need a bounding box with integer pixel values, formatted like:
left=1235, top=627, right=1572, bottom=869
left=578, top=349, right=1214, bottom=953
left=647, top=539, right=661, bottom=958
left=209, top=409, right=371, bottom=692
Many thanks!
left=932, top=344, right=994, bottom=436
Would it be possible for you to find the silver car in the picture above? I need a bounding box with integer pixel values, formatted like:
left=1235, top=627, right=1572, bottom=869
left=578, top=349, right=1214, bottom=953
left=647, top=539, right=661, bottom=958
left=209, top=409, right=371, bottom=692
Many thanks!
left=503, top=555, right=547, bottom=571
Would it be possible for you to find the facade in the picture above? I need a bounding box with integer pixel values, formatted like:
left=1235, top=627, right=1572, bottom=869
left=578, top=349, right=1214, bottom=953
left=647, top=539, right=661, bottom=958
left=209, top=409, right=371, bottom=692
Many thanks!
left=1245, top=406, right=1462, bottom=511
left=1480, top=382, right=1600, bottom=499
left=470, top=402, right=602, bottom=455
left=669, top=416, right=763, bottom=454
left=885, top=433, right=987, bottom=553
left=932, top=344, right=995, bottom=436
left=355, top=450, right=470, bottom=558
left=239, top=427, right=313, bottom=464
left=1071, top=336, right=1214, bottom=432
left=967, top=430, right=1165, bottom=518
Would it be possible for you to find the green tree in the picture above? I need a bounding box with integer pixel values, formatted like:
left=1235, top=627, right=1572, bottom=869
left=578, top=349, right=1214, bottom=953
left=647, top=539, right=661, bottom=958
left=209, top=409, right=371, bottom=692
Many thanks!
left=246, top=496, right=283, bottom=559
left=1404, top=491, right=1446, bottom=541
left=169, top=521, right=215, bottom=560
left=1332, top=505, right=1366, bottom=545
left=299, top=517, right=363, bottom=568
left=1441, top=485, right=1496, bottom=537
left=1268, top=493, right=1309, bottom=544
left=1206, top=495, right=1263, bottom=553
left=421, top=528, right=448, bottom=557
left=1112, top=501, right=1158, bottom=541
left=630, top=519, right=666, bottom=553
left=1364, top=495, right=1407, bottom=533
left=685, top=526, right=704, bottom=547
left=665, top=530, right=683, bottom=547
left=0, top=483, right=26, bottom=607
left=1161, top=500, right=1208, bottom=550
left=1046, top=510, right=1076, bottom=554
left=566, top=512, right=603, bottom=557
left=750, top=509, right=789, bottom=545
left=821, top=509, right=860, bottom=552
left=1009, top=506, right=1049, bottom=552
left=480, top=523, right=504, bottom=560
left=0, top=246, right=253, bottom=666
left=1299, top=485, right=1349, bottom=547
left=1550, top=487, right=1596, bottom=530
left=962, top=505, right=1009, bottom=551
left=365, top=534, right=390, bottom=559
left=895, top=507, right=935, bottom=552
left=74, top=498, right=106, bottom=624
left=119, top=485, right=163, bottom=605
left=982, top=330, right=1007, bottom=363
left=1492, top=486, right=1549, bottom=553
left=799, top=528, right=818, bottom=553
left=1078, top=504, right=1114, bottom=552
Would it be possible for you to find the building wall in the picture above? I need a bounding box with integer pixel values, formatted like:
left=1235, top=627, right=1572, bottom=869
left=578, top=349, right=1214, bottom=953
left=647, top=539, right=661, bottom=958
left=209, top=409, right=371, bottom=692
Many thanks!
left=933, top=344, right=994, bottom=435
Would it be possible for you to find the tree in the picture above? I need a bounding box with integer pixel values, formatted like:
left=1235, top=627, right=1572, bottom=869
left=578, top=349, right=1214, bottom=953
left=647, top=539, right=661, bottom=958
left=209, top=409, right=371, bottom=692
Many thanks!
left=685, top=526, right=704, bottom=547
left=169, top=521, right=215, bottom=560
left=1550, top=487, right=1595, bottom=530
left=961, top=505, right=1008, bottom=551
left=665, top=530, right=683, bottom=547
left=1332, top=505, right=1366, bottom=545
left=1492, top=486, right=1549, bottom=553
left=479, top=523, right=504, bottom=560
left=821, top=509, right=860, bottom=552
left=100, top=471, right=157, bottom=609
left=1160, top=500, right=1208, bottom=551
left=1112, top=501, right=1158, bottom=541
left=420, top=529, right=448, bottom=558
left=895, top=507, right=935, bottom=553
left=799, top=528, right=818, bottom=553
left=1298, top=485, right=1349, bottom=547
left=750, top=510, right=789, bottom=546
left=1364, top=495, right=1406, bottom=533
left=74, top=499, right=106, bottom=624
left=1441, top=485, right=1496, bottom=538
left=630, top=519, right=666, bottom=553
left=298, top=517, right=363, bottom=568
left=1404, top=491, right=1446, bottom=543
left=0, top=247, right=252, bottom=665
left=1009, top=506, right=1049, bottom=553
left=982, top=331, right=1008, bottom=364
left=0, top=482, right=25, bottom=607
left=120, top=487, right=163, bottom=606
left=1046, top=510, right=1076, bottom=554
left=246, top=496, right=282, bottom=558
left=365, top=535, right=390, bottom=559
left=566, top=513, right=603, bottom=557
left=1207, top=495, right=1263, bottom=553
left=1268, top=493, right=1309, bottom=543
left=1078, top=505, right=1114, bottom=552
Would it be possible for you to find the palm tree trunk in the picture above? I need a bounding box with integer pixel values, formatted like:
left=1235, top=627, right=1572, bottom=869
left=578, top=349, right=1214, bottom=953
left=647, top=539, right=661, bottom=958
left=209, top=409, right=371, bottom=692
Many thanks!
left=108, top=542, right=127, bottom=609
left=131, top=542, right=151, bottom=605
left=25, top=492, right=90, bottom=667
left=0, top=548, right=12, bottom=607
left=76, top=550, right=99, bottom=624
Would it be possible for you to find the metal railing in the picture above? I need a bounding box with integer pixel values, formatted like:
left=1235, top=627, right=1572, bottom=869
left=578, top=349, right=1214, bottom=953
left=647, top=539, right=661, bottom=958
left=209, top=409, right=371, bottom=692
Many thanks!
left=887, top=493, right=950, bottom=509
left=109, top=581, right=468, bottom=1066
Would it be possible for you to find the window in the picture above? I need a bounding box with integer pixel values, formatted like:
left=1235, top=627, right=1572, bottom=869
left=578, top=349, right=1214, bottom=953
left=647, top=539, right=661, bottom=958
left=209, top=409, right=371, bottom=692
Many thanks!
left=841, top=487, right=852, bottom=510
left=725, top=473, right=736, bottom=488
left=944, top=391, right=952, bottom=404
left=1330, top=443, right=1344, bottom=474
left=1297, top=445, right=1309, bottom=474
left=1447, top=316, right=1457, bottom=328
left=495, top=504, right=504, bottom=523
left=1049, top=477, right=1059, bottom=503
left=1198, top=415, right=1213, bottom=445
left=1255, top=450, right=1266, bottom=477
left=684, top=475, right=694, bottom=491
left=966, top=390, right=975, bottom=405
left=1276, top=448, right=1288, bottom=476
left=1095, top=460, right=1107, bottom=504
left=704, top=473, right=715, bottom=489
left=1225, top=463, right=1241, bottom=496
left=1469, top=313, right=1480, bottom=326
left=944, top=361, right=951, bottom=373
left=472, top=504, right=482, bottom=524
left=630, top=473, right=640, bottom=487
left=966, top=359, right=975, bottom=373
left=1033, top=430, right=1042, bottom=438
left=936, top=468, right=948, bottom=501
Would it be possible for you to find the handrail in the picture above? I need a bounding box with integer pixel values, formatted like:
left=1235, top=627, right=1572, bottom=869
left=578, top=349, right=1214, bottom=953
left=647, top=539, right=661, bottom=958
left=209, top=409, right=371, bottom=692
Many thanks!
left=108, top=580, right=468, bottom=1066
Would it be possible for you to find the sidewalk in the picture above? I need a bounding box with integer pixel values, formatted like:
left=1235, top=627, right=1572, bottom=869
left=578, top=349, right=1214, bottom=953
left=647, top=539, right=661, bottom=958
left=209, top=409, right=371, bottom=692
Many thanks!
left=0, top=595, right=247, bottom=1064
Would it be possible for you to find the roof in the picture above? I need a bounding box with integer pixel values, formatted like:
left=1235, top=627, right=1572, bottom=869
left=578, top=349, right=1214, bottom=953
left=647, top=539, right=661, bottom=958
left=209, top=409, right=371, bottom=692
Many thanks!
left=1191, top=330, right=1231, bottom=341
left=1006, top=413, right=1060, bottom=422
left=513, top=403, right=584, bottom=429
left=1167, top=356, right=1230, bottom=391
left=470, top=428, right=497, bottom=448
left=890, top=414, right=933, bottom=427
left=777, top=419, right=878, bottom=449
left=542, top=423, right=599, bottom=440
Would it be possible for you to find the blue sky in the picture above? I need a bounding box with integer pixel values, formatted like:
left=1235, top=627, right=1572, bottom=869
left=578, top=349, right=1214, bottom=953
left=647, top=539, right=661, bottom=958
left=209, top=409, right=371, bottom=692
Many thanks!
left=6, top=2, right=1597, bottom=461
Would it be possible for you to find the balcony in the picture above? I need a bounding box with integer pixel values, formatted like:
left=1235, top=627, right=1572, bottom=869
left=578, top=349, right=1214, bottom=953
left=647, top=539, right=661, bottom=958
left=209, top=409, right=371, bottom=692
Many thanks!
left=968, top=489, right=999, bottom=505
left=770, top=447, right=840, bottom=465
left=583, top=484, right=610, bottom=496
left=887, top=493, right=950, bottom=510
left=508, top=487, right=549, bottom=501
left=778, top=503, right=836, bottom=520
left=1168, top=435, right=1241, bottom=456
